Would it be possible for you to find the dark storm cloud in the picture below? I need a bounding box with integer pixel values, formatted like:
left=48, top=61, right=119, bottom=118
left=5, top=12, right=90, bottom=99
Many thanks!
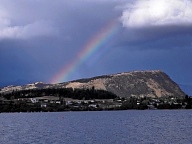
left=116, top=25, right=192, bottom=51
left=0, top=0, right=122, bottom=85
left=0, top=0, right=120, bottom=39
left=0, top=0, right=192, bottom=89
left=0, top=40, right=37, bottom=82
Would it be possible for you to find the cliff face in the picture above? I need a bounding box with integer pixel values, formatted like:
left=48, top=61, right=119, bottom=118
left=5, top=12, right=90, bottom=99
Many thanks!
left=0, top=70, right=186, bottom=98
left=64, top=70, right=185, bottom=98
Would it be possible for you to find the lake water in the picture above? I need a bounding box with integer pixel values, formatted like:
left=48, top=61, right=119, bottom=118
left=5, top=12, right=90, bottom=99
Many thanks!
left=0, top=110, right=191, bottom=144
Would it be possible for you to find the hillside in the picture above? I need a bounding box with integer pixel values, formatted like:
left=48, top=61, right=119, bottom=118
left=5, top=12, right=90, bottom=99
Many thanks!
left=0, top=70, right=186, bottom=98
left=63, top=70, right=185, bottom=98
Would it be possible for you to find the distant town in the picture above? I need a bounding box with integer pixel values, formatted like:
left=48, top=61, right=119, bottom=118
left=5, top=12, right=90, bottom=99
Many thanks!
left=0, top=87, right=191, bottom=113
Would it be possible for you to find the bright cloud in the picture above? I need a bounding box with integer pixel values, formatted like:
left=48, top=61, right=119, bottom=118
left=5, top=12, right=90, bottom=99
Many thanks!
left=0, top=3, right=57, bottom=40
left=0, top=20, right=57, bottom=39
left=120, top=0, right=192, bottom=27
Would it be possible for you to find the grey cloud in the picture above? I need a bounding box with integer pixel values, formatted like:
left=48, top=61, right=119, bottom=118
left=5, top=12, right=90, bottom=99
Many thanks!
left=120, top=0, right=192, bottom=27
left=116, top=0, right=192, bottom=49
left=114, top=24, right=192, bottom=51
left=0, top=0, right=192, bottom=87
left=0, top=0, right=120, bottom=40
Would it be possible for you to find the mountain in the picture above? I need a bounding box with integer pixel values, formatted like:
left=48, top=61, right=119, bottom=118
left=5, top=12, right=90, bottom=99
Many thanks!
left=0, top=70, right=186, bottom=98
left=63, top=70, right=185, bottom=98
left=0, top=82, right=51, bottom=94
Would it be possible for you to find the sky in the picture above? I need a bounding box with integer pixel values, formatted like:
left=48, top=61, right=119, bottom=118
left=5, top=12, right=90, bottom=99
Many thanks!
left=0, top=0, right=192, bottom=91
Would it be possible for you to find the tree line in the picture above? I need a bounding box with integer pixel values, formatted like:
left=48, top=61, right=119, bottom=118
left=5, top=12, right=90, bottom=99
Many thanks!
left=2, top=87, right=117, bottom=100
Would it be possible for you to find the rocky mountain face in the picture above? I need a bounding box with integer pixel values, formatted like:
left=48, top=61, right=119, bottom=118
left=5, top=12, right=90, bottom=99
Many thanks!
left=0, top=70, right=186, bottom=98
left=63, top=70, right=185, bottom=98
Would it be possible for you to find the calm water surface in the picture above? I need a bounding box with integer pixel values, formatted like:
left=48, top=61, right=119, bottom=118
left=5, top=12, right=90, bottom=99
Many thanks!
left=0, top=110, right=191, bottom=144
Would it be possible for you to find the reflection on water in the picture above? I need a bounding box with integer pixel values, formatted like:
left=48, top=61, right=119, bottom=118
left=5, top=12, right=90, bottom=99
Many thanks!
left=0, top=110, right=191, bottom=144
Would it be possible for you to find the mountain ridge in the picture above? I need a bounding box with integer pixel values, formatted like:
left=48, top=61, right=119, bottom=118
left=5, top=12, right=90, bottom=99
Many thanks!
left=63, top=70, right=185, bottom=98
left=0, top=70, right=186, bottom=98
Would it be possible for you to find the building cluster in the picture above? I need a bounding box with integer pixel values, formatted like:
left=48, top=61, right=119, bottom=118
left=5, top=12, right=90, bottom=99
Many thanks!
left=0, top=95, right=191, bottom=112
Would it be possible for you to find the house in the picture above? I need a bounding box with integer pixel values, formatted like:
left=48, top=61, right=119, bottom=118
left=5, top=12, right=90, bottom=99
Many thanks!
left=66, top=101, right=72, bottom=105
left=55, top=101, right=61, bottom=104
left=41, top=104, right=47, bottom=108
left=88, top=104, right=98, bottom=108
left=30, top=98, right=38, bottom=103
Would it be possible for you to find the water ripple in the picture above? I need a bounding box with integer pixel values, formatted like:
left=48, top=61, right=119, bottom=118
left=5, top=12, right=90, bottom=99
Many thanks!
left=0, top=110, right=191, bottom=144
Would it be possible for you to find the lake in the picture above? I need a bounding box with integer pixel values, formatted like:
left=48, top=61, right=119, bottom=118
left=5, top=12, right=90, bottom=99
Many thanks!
left=0, top=110, right=191, bottom=144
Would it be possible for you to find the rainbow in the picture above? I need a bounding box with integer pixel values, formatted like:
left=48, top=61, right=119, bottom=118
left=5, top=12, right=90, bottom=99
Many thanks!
left=50, top=21, right=119, bottom=84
